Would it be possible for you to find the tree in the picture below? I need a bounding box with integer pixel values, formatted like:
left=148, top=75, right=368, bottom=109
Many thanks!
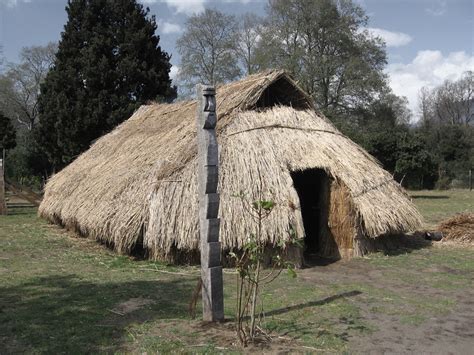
left=436, top=125, right=473, bottom=170
left=415, top=72, right=473, bottom=188
left=432, top=71, right=473, bottom=126
left=255, top=0, right=387, bottom=118
left=36, top=0, right=176, bottom=169
left=231, top=189, right=299, bottom=346
left=0, top=44, right=56, bottom=184
left=394, top=132, right=437, bottom=188
left=4, top=129, right=50, bottom=188
left=236, top=13, right=263, bottom=76
left=177, top=9, right=241, bottom=87
left=0, top=112, right=16, bottom=151
left=420, top=71, right=474, bottom=126
left=418, top=86, right=434, bottom=126
left=0, top=43, right=57, bottom=130
left=337, top=91, right=438, bottom=188
left=349, top=95, right=409, bottom=174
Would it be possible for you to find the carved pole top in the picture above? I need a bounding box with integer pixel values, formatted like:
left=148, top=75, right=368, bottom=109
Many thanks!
left=197, top=84, right=217, bottom=129
left=201, top=85, right=216, bottom=95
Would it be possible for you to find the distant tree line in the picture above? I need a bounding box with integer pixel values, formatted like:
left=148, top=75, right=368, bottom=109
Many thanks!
left=415, top=72, right=473, bottom=188
left=175, top=1, right=472, bottom=189
left=0, top=0, right=472, bottom=191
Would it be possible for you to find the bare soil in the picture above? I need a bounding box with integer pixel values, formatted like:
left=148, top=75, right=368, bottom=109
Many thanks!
left=310, top=257, right=474, bottom=354
left=112, top=297, right=155, bottom=315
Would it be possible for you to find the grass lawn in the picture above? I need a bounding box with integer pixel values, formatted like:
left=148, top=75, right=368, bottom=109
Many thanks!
left=409, top=189, right=474, bottom=228
left=1, top=190, right=473, bottom=353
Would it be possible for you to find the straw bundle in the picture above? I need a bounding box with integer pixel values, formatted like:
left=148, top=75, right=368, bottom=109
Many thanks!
left=39, top=70, right=423, bottom=262
left=438, top=213, right=474, bottom=243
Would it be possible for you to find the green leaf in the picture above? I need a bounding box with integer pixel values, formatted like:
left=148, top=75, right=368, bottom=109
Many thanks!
left=261, top=200, right=275, bottom=211
left=287, top=267, right=297, bottom=278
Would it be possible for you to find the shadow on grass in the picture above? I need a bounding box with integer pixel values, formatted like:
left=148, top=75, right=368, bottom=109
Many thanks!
left=411, top=195, right=450, bottom=199
left=372, top=233, right=432, bottom=256
left=265, top=290, right=362, bottom=318
left=0, top=274, right=195, bottom=354
left=303, top=255, right=339, bottom=267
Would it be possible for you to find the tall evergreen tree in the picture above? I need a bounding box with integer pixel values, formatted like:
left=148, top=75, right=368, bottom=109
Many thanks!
left=37, top=0, right=176, bottom=168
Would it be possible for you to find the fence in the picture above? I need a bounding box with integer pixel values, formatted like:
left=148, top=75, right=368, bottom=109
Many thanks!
left=449, top=169, right=472, bottom=190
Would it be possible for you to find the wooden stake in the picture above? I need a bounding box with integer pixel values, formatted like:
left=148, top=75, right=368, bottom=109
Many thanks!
left=469, top=169, right=472, bottom=191
left=0, top=158, right=6, bottom=215
left=196, top=85, right=224, bottom=322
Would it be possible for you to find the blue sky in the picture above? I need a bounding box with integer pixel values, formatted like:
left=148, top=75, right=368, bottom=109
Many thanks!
left=1, top=0, right=473, bottom=117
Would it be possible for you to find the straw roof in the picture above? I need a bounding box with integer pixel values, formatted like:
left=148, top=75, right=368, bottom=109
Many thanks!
left=39, top=70, right=423, bottom=259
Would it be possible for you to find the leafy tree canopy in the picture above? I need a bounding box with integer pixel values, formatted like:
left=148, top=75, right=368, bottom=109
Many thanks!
left=255, top=0, right=388, bottom=118
left=37, top=0, right=177, bottom=168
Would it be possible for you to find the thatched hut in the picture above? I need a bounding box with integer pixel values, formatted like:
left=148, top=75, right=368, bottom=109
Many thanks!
left=39, top=70, right=423, bottom=264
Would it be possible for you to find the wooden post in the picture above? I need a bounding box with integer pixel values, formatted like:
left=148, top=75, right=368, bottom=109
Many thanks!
left=0, top=158, right=6, bottom=215
left=469, top=169, right=472, bottom=191
left=196, top=85, right=224, bottom=322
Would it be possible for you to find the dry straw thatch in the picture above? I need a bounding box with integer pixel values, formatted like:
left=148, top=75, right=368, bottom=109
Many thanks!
left=39, top=70, right=423, bottom=262
left=438, top=213, right=474, bottom=243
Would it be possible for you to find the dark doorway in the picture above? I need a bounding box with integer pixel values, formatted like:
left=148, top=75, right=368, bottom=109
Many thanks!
left=291, top=169, right=339, bottom=266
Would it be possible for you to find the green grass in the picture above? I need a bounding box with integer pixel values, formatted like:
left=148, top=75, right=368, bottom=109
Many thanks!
left=410, top=189, right=474, bottom=228
left=1, top=190, right=473, bottom=353
left=0, top=210, right=199, bottom=353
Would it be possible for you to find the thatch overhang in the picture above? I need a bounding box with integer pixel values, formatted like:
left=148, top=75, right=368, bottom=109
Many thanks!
left=39, top=70, right=423, bottom=260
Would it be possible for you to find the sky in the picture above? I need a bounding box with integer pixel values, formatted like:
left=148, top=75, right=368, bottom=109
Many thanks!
left=0, top=0, right=473, bottom=118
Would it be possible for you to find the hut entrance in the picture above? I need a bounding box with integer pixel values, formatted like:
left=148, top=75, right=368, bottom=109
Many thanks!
left=291, top=169, right=337, bottom=263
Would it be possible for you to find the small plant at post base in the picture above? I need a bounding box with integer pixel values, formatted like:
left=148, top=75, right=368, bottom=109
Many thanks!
left=230, top=190, right=301, bottom=346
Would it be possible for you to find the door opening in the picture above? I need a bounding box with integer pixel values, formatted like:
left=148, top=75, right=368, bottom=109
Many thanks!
left=291, top=169, right=338, bottom=263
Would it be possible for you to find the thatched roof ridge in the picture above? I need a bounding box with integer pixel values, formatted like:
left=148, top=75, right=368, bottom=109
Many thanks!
left=39, top=70, right=422, bottom=259
left=215, top=69, right=314, bottom=116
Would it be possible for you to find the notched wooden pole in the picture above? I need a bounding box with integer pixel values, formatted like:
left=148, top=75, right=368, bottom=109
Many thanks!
left=0, top=159, right=6, bottom=215
left=196, top=85, right=224, bottom=322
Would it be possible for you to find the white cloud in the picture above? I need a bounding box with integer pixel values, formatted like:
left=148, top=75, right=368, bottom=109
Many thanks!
left=141, top=0, right=206, bottom=15
left=425, top=0, right=447, bottom=16
left=366, top=27, right=412, bottom=47
left=386, top=50, right=474, bottom=118
left=162, top=0, right=206, bottom=14
left=0, top=0, right=31, bottom=7
left=169, top=65, right=179, bottom=82
left=158, top=21, right=182, bottom=34
left=223, top=0, right=252, bottom=3
left=141, top=0, right=253, bottom=14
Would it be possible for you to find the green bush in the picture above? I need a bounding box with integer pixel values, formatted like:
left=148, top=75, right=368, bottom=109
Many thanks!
left=5, top=130, right=50, bottom=190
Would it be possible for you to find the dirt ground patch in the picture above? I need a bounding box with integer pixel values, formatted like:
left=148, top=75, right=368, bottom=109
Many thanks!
left=298, top=254, right=474, bottom=354
left=112, top=298, right=155, bottom=315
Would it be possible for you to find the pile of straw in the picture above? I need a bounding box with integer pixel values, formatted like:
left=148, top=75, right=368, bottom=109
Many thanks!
left=39, top=70, right=423, bottom=261
left=438, top=213, right=474, bottom=243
